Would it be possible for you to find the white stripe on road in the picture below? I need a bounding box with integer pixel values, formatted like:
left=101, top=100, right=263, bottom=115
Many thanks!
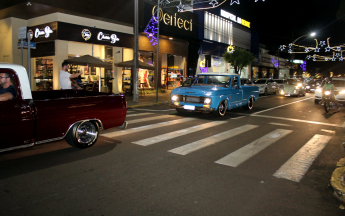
left=168, top=124, right=258, bottom=155
left=231, top=116, right=246, bottom=120
left=273, top=134, right=332, bottom=182
left=132, top=109, right=176, bottom=112
left=253, top=114, right=341, bottom=127
left=127, top=111, right=135, bottom=113
left=252, top=97, right=313, bottom=115
left=102, top=118, right=194, bottom=138
left=269, top=122, right=292, bottom=127
left=133, top=121, right=228, bottom=146
left=215, top=129, right=292, bottom=167
left=321, top=129, right=336, bottom=134
left=126, top=115, right=175, bottom=124
left=126, top=113, right=154, bottom=117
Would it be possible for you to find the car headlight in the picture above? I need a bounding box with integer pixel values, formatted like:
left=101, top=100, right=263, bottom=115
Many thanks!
left=280, top=90, right=284, bottom=95
left=316, top=88, right=322, bottom=93
left=298, top=83, right=302, bottom=87
left=295, top=86, right=300, bottom=89
left=171, top=95, right=178, bottom=101
left=340, top=90, right=345, bottom=94
left=325, top=91, right=331, bottom=95
left=204, top=98, right=211, bottom=104
left=306, top=86, right=310, bottom=89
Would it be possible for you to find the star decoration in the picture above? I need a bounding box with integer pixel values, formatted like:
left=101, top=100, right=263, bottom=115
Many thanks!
left=288, top=49, right=292, bottom=53
left=325, top=58, right=329, bottom=61
left=337, top=47, right=342, bottom=51
left=313, top=58, right=316, bottom=61
left=319, top=41, right=326, bottom=47
left=314, top=47, right=320, bottom=52
left=230, top=0, right=240, bottom=5
left=209, top=0, right=219, bottom=7
left=176, top=1, right=184, bottom=12
left=340, top=57, right=344, bottom=61
left=289, top=43, right=293, bottom=48
left=325, top=47, right=331, bottom=52
left=306, top=55, right=311, bottom=60
left=279, top=45, right=285, bottom=51
left=305, top=48, right=309, bottom=52
left=313, top=54, right=316, bottom=58
left=332, top=57, right=336, bottom=61
left=335, top=53, right=341, bottom=57
left=255, top=0, right=265, bottom=1
left=160, top=0, right=170, bottom=6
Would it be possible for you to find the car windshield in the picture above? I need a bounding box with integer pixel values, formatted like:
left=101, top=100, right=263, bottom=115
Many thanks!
left=333, top=80, right=345, bottom=87
left=286, top=79, right=298, bottom=85
left=254, top=80, right=267, bottom=84
left=193, top=75, right=230, bottom=87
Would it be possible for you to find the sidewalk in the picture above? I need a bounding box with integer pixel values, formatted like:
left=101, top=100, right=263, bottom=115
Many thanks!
left=125, top=90, right=172, bottom=108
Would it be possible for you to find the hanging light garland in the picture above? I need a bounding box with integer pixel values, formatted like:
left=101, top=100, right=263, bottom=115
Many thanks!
left=280, top=37, right=345, bottom=61
left=144, top=16, right=159, bottom=47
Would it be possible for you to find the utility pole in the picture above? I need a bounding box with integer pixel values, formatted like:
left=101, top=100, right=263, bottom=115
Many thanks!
left=156, top=0, right=160, bottom=103
left=133, top=0, right=139, bottom=102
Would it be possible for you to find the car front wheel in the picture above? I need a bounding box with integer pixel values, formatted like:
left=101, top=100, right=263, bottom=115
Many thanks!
left=214, top=101, right=227, bottom=117
left=243, top=98, right=254, bottom=110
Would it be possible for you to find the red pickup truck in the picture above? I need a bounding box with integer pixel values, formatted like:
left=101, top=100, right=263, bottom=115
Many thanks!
left=0, top=63, right=127, bottom=152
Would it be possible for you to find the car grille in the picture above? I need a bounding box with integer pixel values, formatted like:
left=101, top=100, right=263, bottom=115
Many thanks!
left=174, top=95, right=206, bottom=104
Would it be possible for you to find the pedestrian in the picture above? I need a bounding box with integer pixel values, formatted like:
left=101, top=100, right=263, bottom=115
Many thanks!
left=0, top=72, right=16, bottom=101
left=59, top=61, right=82, bottom=89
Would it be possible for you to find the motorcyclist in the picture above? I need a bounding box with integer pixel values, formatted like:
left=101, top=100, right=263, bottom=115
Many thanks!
left=321, top=77, right=340, bottom=111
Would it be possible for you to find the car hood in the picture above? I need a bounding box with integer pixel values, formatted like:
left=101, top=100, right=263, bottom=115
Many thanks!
left=171, top=86, right=229, bottom=96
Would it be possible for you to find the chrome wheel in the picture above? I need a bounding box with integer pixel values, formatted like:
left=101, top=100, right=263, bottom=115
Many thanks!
left=76, top=122, right=98, bottom=145
left=243, top=98, right=254, bottom=110
left=215, top=101, right=227, bottom=117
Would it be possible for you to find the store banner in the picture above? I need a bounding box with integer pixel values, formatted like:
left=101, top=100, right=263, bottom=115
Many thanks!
left=27, top=22, right=58, bottom=42
left=57, top=22, right=134, bottom=48
left=141, top=2, right=199, bottom=40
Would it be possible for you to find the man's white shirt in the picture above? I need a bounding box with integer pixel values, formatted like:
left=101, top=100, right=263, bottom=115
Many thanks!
left=59, top=70, right=72, bottom=89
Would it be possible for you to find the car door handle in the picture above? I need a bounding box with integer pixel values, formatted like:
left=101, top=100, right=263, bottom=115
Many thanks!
left=15, top=105, right=28, bottom=109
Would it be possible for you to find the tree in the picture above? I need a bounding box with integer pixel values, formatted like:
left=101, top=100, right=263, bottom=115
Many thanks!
left=223, top=48, right=255, bottom=75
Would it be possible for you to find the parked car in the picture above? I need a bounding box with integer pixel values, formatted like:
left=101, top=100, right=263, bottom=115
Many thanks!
left=315, top=78, right=345, bottom=104
left=170, top=73, right=259, bottom=116
left=253, top=78, right=279, bottom=95
left=279, top=79, right=306, bottom=97
left=0, top=63, right=127, bottom=153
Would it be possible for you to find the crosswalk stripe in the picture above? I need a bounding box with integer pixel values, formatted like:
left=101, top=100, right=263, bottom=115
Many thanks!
left=320, top=129, right=336, bottom=134
left=126, top=113, right=154, bottom=117
left=215, top=129, right=292, bottom=167
left=127, top=111, right=135, bottom=113
left=269, top=122, right=292, bottom=127
left=132, top=121, right=228, bottom=146
left=126, top=115, right=175, bottom=124
left=101, top=118, right=194, bottom=138
left=273, top=134, right=332, bottom=182
left=168, top=124, right=258, bottom=155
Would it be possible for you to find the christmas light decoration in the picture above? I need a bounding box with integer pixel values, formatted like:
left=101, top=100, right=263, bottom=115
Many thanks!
left=335, top=53, right=341, bottom=57
left=209, top=0, right=219, bottom=7
left=332, top=57, right=336, bottom=61
left=144, top=16, right=159, bottom=47
left=320, top=41, right=326, bottom=47
left=230, top=0, right=240, bottom=5
left=279, top=45, right=285, bottom=51
left=176, top=1, right=184, bottom=12
left=306, top=55, right=311, bottom=60
left=160, top=0, right=170, bottom=6
left=325, top=58, right=329, bottom=61
left=340, top=57, right=344, bottom=61
left=255, top=0, right=265, bottom=2
left=337, top=47, right=342, bottom=51
left=288, top=49, right=292, bottom=53
left=227, top=45, right=235, bottom=53
left=314, top=47, right=320, bottom=52
left=300, top=61, right=306, bottom=71
left=271, top=57, right=279, bottom=68
left=305, top=48, right=309, bottom=52
left=325, top=47, right=331, bottom=52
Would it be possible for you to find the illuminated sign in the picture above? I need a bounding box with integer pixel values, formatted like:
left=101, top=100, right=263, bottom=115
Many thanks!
left=81, top=29, right=92, bottom=41
left=152, top=6, right=193, bottom=31
left=220, top=9, right=250, bottom=28
left=97, top=32, right=120, bottom=44
left=199, top=59, right=205, bottom=67
left=28, top=26, right=54, bottom=40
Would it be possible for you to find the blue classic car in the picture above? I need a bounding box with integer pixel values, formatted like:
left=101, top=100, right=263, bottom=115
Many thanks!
left=170, top=73, right=259, bottom=116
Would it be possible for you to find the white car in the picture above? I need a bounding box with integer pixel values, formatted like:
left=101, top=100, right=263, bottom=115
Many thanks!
left=279, top=79, right=306, bottom=97
left=315, top=78, right=345, bottom=104
left=253, top=78, right=278, bottom=95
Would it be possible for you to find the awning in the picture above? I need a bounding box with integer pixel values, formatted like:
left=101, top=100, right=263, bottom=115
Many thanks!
left=65, top=55, right=112, bottom=68
left=115, top=60, right=155, bottom=70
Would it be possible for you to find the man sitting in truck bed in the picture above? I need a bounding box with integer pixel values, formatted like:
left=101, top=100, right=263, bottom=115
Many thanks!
left=0, top=72, right=16, bottom=101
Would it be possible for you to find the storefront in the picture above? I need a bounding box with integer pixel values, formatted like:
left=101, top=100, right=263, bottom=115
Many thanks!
left=195, top=10, right=252, bottom=78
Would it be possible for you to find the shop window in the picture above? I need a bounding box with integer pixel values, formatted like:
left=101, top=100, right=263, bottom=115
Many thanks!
left=161, top=54, right=185, bottom=89
left=252, top=67, right=259, bottom=79
left=34, top=58, right=53, bottom=91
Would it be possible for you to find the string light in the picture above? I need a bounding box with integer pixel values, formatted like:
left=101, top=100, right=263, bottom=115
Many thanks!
left=209, top=0, right=219, bottom=7
left=230, top=0, right=240, bottom=5
left=279, top=45, right=285, bottom=51
left=319, top=41, right=326, bottom=47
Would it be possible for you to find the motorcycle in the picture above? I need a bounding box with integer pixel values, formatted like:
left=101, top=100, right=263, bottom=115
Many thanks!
left=324, top=90, right=333, bottom=113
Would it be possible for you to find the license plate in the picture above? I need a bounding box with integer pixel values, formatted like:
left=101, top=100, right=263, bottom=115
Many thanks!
left=184, top=105, right=195, bottom=110
left=186, top=97, right=200, bottom=103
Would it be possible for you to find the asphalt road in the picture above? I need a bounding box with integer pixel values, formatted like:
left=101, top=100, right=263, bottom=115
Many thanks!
left=1, top=93, right=345, bottom=215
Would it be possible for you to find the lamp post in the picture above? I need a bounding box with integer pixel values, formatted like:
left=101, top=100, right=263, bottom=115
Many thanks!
left=290, top=32, right=316, bottom=78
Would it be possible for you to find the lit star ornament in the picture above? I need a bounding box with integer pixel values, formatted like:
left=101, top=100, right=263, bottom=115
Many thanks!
left=340, top=57, right=344, bottom=61
left=335, top=53, right=341, bottom=57
left=325, top=47, right=331, bottom=52
left=313, top=58, right=316, bottom=61
left=230, top=0, right=240, bottom=5
left=288, top=49, right=292, bottom=53
left=332, top=57, right=336, bottom=61
left=160, top=0, right=170, bottom=6
left=209, top=0, right=219, bottom=7
left=306, top=55, right=311, bottom=60
left=279, top=45, right=285, bottom=51
left=289, top=43, right=293, bottom=48
left=305, top=48, right=309, bottom=52
left=325, top=58, right=329, bottom=61
left=314, top=47, right=320, bottom=52
left=255, top=0, right=265, bottom=2
left=337, top=47, right=342, bottom=51
left=176, top=1, right=184, bottom=12
left=319, top=41, right=326, bottom=47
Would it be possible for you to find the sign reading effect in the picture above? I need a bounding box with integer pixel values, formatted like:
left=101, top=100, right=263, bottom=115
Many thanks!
left=152, top=6, right=193, bottom=31
left=220, top=9, right=250, bottom=28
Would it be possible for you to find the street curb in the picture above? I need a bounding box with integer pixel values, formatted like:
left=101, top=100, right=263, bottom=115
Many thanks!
left=127, top=101, right=170, bottom=109
left=330, top=158, right=345, bottom=203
